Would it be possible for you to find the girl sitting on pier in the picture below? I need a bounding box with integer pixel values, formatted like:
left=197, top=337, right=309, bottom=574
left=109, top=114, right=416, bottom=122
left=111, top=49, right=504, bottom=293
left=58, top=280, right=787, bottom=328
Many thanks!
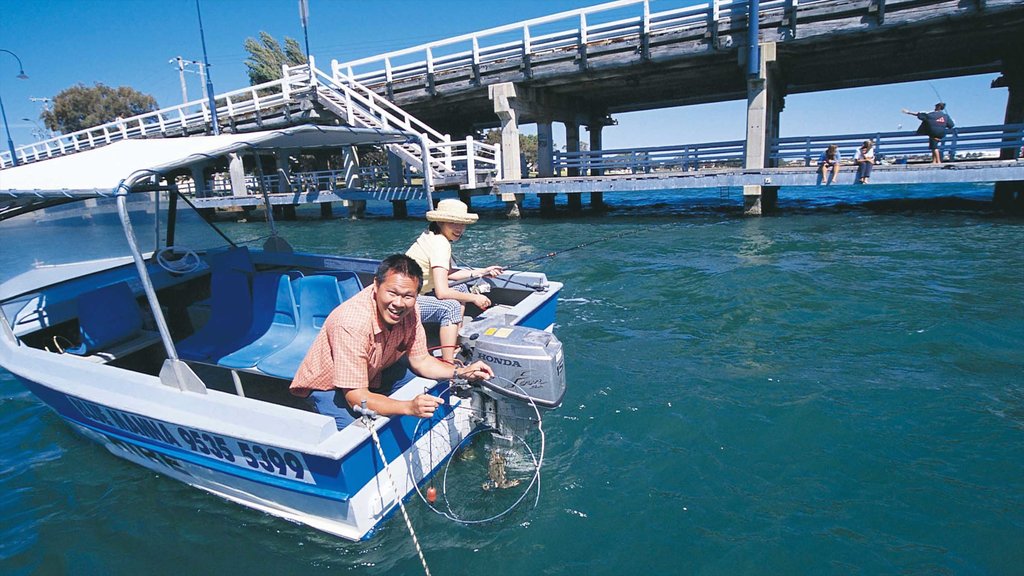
left=854, top=140, right=875, bottom=184
left=817, top=145, right=841, bottom=185
left=405, top=199, right=504, bottom=364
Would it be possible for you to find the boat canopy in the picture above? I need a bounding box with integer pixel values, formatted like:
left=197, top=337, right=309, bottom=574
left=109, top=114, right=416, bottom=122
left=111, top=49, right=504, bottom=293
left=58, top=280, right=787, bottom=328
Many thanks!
left=0, top=125, right=417, bottom=220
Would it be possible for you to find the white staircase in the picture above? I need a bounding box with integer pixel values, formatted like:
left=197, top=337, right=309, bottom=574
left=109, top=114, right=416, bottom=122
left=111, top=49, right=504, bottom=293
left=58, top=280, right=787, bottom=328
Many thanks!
left=1, top=60, right=501, bottom=190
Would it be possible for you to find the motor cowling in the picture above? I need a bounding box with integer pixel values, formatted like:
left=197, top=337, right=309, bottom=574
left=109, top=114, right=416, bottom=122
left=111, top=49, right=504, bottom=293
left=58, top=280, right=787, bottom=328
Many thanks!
left=462, top=325, right=565, bottom=409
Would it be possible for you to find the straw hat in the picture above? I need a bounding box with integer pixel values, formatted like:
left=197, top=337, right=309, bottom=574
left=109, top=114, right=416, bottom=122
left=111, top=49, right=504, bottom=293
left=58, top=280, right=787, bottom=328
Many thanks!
left=426, top=199, right=479, bottom=224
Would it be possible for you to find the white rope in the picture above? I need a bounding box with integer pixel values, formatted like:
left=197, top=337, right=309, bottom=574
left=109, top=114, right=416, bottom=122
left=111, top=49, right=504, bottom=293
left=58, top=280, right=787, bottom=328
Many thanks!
left=367, top=422, right=432, bottom=576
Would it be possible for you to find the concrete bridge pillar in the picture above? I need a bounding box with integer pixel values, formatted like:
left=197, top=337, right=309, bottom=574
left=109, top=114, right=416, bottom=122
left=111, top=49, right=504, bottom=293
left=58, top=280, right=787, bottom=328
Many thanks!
left=275, top=149, right=294, bottom=194
left=743, top=42, right=780, bottom=216
left=564, top=121, right=580, bottom=177
left=387, top=151, right=408, bottom=219
left=228, top=153, right=247, bottom=197
left=489, top=82, right=524, bottom=218
left=993, top=56, right=1024, bottom=211
left=537, top=120, right=554, bottom=177
left=587, top=124, right=606, bottom=210
left=342, top=146, right=366, bottom=219
left=190, top=164, right=208, bottom=198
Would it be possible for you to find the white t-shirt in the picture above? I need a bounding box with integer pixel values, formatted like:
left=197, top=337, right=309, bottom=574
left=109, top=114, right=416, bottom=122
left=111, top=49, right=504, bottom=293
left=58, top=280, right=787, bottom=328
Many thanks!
left=855, top=147, right=875, bottom=163
left=405, top=230, right=454, bottom=294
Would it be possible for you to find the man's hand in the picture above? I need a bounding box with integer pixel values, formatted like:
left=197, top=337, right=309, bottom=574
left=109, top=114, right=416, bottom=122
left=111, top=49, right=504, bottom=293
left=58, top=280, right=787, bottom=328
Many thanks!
left=457, top=360, right=495, bottom=381
left=408, top=394, right=445, bottom=418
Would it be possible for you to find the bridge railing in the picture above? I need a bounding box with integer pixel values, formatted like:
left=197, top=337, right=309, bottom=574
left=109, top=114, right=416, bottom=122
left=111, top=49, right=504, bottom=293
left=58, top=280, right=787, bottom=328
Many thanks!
left=771, top=124, right=1024, bottom=165
left=0, top=68, right=313, bottom=169
left=554, top=139, right=745, bottom=175
left=333, top=0, right=816, bottom=88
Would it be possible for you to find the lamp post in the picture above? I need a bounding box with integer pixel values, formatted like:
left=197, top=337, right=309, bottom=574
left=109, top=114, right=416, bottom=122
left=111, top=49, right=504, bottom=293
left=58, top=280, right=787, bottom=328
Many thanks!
left=1, top=48, right=29, bottom=167
left=194, top=0, right=219, bottom=135
left=21, top=117, right=49, bottom=141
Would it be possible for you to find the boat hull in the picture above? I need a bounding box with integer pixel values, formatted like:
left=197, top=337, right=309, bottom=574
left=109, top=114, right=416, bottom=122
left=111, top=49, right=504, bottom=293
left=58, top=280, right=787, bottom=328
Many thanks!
left=14, top=373, right=473, bottom=541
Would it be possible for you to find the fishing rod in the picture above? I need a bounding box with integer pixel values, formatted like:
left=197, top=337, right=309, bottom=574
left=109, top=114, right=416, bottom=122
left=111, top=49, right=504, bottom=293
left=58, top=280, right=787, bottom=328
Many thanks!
left=449, top=221, right=680, bottom=290
left=505, top=221, right=680, bottom=269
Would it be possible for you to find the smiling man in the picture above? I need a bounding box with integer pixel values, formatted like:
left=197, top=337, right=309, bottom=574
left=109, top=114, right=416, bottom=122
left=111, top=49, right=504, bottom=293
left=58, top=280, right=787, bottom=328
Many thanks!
left=289, top=254, right=493, bottom=429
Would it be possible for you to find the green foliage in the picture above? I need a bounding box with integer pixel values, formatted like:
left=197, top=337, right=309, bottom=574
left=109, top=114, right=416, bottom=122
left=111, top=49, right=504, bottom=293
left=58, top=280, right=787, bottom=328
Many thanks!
left=244, top=32, right=307, bottom=85
left=481, top=129, right=543, bottom=167
left=41, top=83, right=158, bottom=134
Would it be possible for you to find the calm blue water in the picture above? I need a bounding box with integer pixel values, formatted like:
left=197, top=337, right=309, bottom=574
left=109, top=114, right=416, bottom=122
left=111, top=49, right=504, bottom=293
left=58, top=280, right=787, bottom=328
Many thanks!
left=2, top=184, right=1022, bottom=575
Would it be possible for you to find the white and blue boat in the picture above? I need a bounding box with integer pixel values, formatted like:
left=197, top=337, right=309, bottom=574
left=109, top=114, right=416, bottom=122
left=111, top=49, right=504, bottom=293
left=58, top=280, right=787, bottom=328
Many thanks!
left=0, top=125, right=565, bottom=541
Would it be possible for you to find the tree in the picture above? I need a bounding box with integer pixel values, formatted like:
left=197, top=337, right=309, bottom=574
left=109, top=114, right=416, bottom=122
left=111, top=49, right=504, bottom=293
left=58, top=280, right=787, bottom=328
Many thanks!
left=482, top=130, right=544, bottom=169
left=41, top=83, right=158, bottom=134
left=244, top=32, right=307, bottom=85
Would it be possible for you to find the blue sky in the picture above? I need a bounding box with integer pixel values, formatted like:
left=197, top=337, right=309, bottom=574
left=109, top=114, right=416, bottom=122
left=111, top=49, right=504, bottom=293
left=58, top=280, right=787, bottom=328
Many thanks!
left=0, top=0, right=1010, bottom=152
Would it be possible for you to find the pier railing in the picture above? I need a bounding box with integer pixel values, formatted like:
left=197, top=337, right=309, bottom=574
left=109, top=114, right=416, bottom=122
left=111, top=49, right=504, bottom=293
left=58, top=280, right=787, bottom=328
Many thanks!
left=554, top=139, right=745, bottom=175
left=1, top=61, right=502, bottom=189
left=0, top=68, right=313, bottom=169
left=771, top=124, right=1024, bottom=165
left=549, top=124, right=1023, bottom=177
left=333, top=0, right=780, bottom=88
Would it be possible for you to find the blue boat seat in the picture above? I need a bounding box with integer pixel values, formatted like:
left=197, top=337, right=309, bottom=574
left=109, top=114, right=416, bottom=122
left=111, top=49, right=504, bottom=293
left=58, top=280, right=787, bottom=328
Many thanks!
left=66, top=282, right=159, bottom=361
left=316, top=271, right=362, bottom=301
left=176, top=247, right=255, bottom=362
left=256, top=275, right=343, bottom=380
left=217, top=273, right=299, bottom=369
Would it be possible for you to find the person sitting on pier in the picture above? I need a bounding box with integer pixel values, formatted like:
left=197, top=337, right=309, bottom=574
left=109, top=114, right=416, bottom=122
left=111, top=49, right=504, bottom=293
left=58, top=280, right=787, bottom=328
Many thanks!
left=902, top=103, right=955, bottom=164
left=405, top=199, right=504, bottom=364
left=289, top=254, right=494, bottom=430
left=817, top=144, right=841, bottom=185
left=854, top=140, right=875, bottom=184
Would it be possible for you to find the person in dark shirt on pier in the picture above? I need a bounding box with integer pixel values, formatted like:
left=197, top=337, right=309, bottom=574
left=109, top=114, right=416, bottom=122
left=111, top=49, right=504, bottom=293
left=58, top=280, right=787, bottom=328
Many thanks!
left=902, top=103, right=955, bottom=164
left=817, top=144, right=841, bottom=185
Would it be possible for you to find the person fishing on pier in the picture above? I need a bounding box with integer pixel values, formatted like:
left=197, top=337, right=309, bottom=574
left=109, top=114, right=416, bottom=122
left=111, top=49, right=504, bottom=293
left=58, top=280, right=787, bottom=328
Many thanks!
left=902, top=103, right=955, bottom=164
left=405, top=199, right=504, bottom=364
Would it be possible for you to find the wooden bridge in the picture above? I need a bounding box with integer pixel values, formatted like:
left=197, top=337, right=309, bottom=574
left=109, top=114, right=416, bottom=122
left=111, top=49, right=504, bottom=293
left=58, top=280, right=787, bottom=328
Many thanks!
left=3, top=0, right=1023, bottom=215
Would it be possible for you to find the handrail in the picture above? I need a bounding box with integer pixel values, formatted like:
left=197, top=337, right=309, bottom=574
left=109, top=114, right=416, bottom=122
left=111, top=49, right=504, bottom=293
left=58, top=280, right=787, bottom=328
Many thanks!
left=1, top=69, right=313, bottom=169
left=334, top=0, right=840, bottom=84
left=549, top=124, right=1023, bottom=175
left=771, top=124, right=1024, bottom=165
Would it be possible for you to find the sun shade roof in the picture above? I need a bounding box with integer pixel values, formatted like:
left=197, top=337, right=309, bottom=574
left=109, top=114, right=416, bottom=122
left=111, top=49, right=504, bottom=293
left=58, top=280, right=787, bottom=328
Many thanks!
left=0, top=125, right=415, bottom=219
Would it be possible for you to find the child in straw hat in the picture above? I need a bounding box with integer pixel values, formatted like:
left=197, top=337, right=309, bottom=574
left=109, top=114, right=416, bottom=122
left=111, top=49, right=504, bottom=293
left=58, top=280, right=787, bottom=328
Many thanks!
left=405, top=199, right=504, bottom=363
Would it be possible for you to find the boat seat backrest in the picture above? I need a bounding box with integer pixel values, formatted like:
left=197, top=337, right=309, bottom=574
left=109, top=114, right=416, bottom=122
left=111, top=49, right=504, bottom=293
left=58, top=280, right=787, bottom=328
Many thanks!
left=209, top=246, right=255, bottom=276
left=315, top=271, right=363, bottom=301
left=254, top=275, right=342, bottom=380
left=174, top=247, right=255, bottom=362
left=215, top=273, right=299, bottom=370
left=68, top=282, right=144, bottom=356
left=295, top=275, right=343, bottom=330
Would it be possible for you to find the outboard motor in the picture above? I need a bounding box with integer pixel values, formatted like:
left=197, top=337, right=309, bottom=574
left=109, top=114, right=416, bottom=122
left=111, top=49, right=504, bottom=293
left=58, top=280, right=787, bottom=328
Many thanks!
left=462, top=325, right=565, bottom=410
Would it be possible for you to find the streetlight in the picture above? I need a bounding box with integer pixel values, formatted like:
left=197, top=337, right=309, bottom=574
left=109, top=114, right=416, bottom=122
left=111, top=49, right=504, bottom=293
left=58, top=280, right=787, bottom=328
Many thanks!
left=1, top=48, right=29, bottom=167
left=21, top=117, right=49, bottom=141
left=194, top=0, right=219, bottom=135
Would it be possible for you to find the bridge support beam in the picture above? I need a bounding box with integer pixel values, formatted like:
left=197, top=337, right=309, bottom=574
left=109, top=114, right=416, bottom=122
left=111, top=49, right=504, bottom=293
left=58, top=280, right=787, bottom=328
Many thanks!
left=993, top=56, right=1024, bottom=212
left=276, top=149, right=295, bottom=193
left=565, top=122, right=580, bottom=177
left=387, top=151, right=409, bottom=219
left=228, top=153, right=247, bottom=197
left=744, top=42, right=781, bottom=215
left=342, top=146, right=366, bottom=219
left=539, top=193, right=556, bottom=217
left=537, top=120, right=554, bottom=177
left=489, top=82, right=524, bottom=218
left=587, top=124, right=606, bottom=210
